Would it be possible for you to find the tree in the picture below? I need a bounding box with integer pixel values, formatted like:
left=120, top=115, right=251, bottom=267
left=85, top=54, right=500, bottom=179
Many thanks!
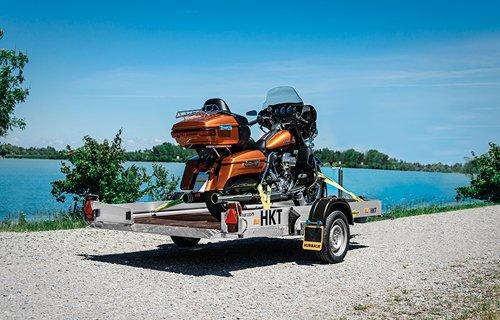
left=456, top=142, right=500, bottom=203
left=364, top=149, right=389, bottom=169
left=342, top=149, right=364, bottom=167
left=51, top=130, right=179, bottom=211
left=0, top=29, right=29, bottom=137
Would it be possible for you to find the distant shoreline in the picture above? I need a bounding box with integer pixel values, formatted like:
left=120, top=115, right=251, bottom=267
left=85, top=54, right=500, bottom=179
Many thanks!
left=0, top=155, right=469, bottom=174
left=0, top=142, right=470, bottom=174
left=0, top=155, right=187, bottom=162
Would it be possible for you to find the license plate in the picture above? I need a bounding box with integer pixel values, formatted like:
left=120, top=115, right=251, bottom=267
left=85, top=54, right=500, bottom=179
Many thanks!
left=302, top=225, right=324, bottom=251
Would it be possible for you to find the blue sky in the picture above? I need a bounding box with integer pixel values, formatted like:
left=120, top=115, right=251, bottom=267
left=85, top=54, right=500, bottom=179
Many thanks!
left=1, top=0, right=499, bottom=164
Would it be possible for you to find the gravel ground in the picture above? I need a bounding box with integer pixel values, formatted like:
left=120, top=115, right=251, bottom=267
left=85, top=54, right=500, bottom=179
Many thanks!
left=1, top=205, right=499, bottom=319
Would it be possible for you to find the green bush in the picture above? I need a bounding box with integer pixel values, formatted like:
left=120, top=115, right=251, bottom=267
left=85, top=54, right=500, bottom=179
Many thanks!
left=146, top=163, right=179, bottom=201
left=456, top=142, right=499, bottom=203
left=51, top=130, right=179, bottom=212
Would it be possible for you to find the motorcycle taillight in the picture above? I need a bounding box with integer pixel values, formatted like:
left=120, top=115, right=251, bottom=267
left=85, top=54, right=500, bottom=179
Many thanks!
left=197, top=129, right=216, bottom=136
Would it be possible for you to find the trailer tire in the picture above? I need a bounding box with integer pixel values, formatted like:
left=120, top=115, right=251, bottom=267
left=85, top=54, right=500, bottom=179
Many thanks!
left=171, top=236, right=200, bottom=248
left=316, top=210, right=350, bottom=263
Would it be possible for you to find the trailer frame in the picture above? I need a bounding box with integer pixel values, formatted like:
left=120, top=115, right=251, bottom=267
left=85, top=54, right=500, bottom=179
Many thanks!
left=89, top=195, right=381, bottom=263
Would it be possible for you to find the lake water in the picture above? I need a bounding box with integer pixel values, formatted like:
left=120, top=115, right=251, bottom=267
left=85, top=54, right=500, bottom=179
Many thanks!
left=0, top=158, right=471, bottom=220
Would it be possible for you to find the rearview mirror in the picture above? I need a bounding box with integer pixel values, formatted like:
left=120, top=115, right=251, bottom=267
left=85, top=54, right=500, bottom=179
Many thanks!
left=246, top=110, right=258, bottom=116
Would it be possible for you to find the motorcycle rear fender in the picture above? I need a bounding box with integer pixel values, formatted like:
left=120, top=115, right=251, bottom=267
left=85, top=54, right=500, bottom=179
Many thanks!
left=205, top=150, right=266, bottom=191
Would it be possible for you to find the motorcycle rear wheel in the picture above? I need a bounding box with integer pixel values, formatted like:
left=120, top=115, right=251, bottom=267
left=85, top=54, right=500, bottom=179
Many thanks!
left=205, top=176, right=259, bottom=221
left=205, top=191, right=225, bottom=221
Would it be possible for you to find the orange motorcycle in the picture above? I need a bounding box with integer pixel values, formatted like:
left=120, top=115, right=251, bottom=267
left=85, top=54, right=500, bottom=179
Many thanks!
left=171, top=86, right=324, bottom=220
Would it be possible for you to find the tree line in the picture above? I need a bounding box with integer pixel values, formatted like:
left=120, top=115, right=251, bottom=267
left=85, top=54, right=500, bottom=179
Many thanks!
left=0, top=142, right=196, bottom=162
left=313, top=148, right=470, bottom=173
left=1, top=142, right=472, bottom=173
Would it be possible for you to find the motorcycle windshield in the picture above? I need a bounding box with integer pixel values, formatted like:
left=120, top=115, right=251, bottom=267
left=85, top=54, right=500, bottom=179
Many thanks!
left=263, top=86, right=303, bottom=107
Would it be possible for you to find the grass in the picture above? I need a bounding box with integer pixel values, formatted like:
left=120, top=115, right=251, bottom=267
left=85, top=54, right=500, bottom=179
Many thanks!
left=353, top=303, right=373, bottom=311
left=0, top=212, right=87, bottom=232
left=367, top=201, right=496, bottom=222
left=455, top=261, right=499, bottom=319
left=456, top=280, right=500, bottom=320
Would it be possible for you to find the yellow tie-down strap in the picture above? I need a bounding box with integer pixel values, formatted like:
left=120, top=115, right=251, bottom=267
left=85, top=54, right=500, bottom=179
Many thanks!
left=257, top=184, right=272, bottom=210
left=317, top=172, right=363, bottom=202
left=154, top=197, right=184, bottom=212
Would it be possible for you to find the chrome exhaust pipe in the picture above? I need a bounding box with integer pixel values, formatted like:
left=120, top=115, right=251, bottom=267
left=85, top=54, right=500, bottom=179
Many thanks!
left=210, top=192, right=290, bottom=204
left=210, top=193, right=257, bottom=204
left=182, top=192, right=205, bottom=203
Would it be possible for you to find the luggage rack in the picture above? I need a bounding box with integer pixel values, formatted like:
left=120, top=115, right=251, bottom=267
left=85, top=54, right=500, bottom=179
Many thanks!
left=176, top=109, right=212, bottom=119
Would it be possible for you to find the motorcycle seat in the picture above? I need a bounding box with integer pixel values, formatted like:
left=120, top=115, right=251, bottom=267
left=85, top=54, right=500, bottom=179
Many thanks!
left=244, top=138, right=264, bottom=152
left=202, top=98, right=248, bottom=125
left=230, top=112, right=249, bottom=125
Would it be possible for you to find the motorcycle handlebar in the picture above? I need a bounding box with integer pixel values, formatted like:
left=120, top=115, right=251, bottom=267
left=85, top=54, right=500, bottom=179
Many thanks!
left=248, top=118, right=259, bottom=126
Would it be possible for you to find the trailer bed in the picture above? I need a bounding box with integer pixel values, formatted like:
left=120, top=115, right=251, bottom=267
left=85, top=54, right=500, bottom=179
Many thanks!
left=88, top=196, right=382, bottom=263
left=91, top=199, right=381, bottom=236
left=134, top=213, right=220, bottom=230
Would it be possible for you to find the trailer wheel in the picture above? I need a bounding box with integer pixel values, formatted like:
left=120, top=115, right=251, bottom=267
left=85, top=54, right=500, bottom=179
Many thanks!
left=316, top=210, right=350, bottom=263
left=171, top=236, right=200, bottom=248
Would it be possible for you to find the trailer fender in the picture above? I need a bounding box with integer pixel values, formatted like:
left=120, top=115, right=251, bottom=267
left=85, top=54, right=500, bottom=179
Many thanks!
left=308, top=198, right=353, bottom=226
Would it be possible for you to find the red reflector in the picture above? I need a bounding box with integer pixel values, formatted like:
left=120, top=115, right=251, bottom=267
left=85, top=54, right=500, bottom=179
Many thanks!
left=84, top=194, right=99, bottom=222
left=83, top=200, right=94, bottom=221
left=225, top=208, right=238, bottom=225
left=198, top=129, right=216, bottom=136
left=225, top=202, right=242, bottom=233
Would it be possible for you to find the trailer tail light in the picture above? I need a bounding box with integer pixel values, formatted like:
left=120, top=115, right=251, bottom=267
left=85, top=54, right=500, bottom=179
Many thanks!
left=225, top=202, right=242, bottom=233
left=84, top=194, right=99, bottom=222
left=171, top=129, right=216, bottom=138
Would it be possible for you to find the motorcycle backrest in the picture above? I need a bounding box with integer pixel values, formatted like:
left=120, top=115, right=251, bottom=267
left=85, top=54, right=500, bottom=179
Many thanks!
left=203, top=98, right=231, bottom=113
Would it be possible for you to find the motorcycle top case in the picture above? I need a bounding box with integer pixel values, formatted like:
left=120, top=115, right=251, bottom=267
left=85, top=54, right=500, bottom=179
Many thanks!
left=171, top=113, right=241, bottom=147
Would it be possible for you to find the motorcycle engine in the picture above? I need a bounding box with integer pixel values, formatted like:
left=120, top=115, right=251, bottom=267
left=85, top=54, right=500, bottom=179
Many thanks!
left=281, top=152, right=297, bottom=169
left=273, top=152, right=297, bottom=193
